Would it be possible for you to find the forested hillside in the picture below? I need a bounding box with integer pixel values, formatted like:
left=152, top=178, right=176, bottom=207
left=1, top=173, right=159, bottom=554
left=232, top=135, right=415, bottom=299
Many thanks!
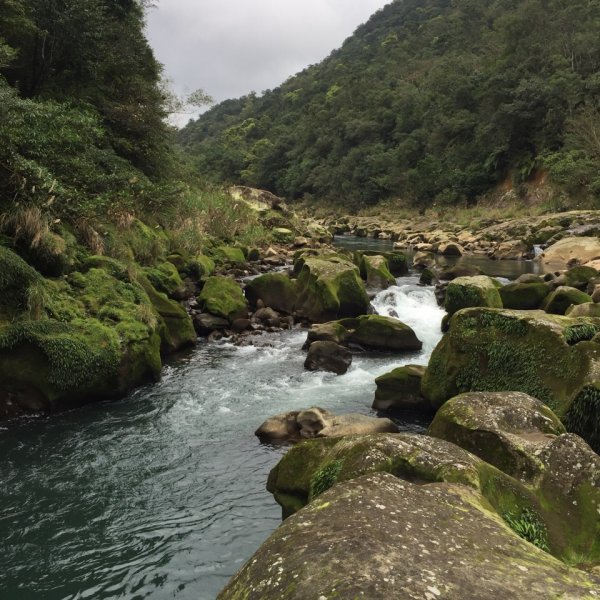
left=180, top=0, right=600, bottom=209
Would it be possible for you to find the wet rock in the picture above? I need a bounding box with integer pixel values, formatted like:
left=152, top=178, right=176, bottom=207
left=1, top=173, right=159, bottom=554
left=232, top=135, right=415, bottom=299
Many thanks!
left=437, top=241, right=464, bottom=256
left=438, top=262, right=483, bottom=280
left=304, top=341, right=352, bottom=374
left=231, top=318, right=252, bottom=333
left=491, top=239, right=530, bottom=260
left=245, top=272, right=296, bottom=314
left=193, top=313, right=230, bottom=336
left=305, top=314, right=423, bottom=352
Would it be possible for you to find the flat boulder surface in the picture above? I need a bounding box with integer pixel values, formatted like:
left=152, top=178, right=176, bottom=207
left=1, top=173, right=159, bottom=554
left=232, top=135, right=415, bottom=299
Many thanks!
left=542, top=236, right=600, bottom=267
left=429, top=391, right=565, bottom=482
left=444, top=275, right=503, bottom=316
left=218, top=473, right=600, bottom=600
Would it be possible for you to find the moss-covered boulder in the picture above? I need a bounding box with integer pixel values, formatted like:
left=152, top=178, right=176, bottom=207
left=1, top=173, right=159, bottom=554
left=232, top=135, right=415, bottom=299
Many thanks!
left=499, top=281, right=550, bottom=310
left=445, top=275, right=503, bottom=316
left=219, top=472, right=600, bottom=599
left=421, top=308, right=600, bottom=452
left=198, top=276, right=248, bottom=322
left=384, top=251, right=409, bottom=276
left=559, top=265, right=599, bottom=290
left=372, top=364, right=429, bottom=410
left=183, top=254, right=216, bottom=280
left=306, top=314, right=422, bottom=352
left=0, top=260, right=185, bottom=418
left=542, top=286, right=593, bottom=315
left=143, top=261, right=185, bottom=298
left=245, top=272, right=297, bottom=314
left=429, top=391, right=565, bottom=482
left=566, top=303, right=600, bottom=318
left=294, top=255, right=369, bottom=322
left=272, top=227, right=294, bottom=242
left=211, top=246, right=246, bottom=265
left=359, top=254, right=396, bottom=289
left=429, top=392, right=600, bottom=565
left=0, top=246, right=44, bottom=316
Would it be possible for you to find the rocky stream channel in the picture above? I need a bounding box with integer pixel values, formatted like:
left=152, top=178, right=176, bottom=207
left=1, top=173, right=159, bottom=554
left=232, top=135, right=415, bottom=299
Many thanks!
left=0, top=237, right=549, bottom=600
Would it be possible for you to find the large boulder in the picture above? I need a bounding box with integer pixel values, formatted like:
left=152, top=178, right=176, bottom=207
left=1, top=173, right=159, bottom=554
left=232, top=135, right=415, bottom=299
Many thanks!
left=421, top=307, right=600, bottom=453
left=499, top=281, right=550, bottom=310
left=294, top=255, right=369, bottom=322
left=566, top=303, right=600, bottom=318
left=557, top=265, right=599, bottom=291
left=306, top=314, right=422, bottom=352
left=541, top=236, right=600, bottom=267
left=444, top=275, right=503, bottom=316
left=428, top=391, right=565, bottom=482
left=245, top=272, right=296, bottom=314
left=255, top=408, right=397, bottom=446
left=304, top=341, right=352, bottom=375
left=542, top=286, right=593, bottom=315
left=372, top=364, right=429, bottom=411
left=359, top=254, right=395, bottom=289
left=197, top=276, right=248, bottom=322
left=219, top=473, right=600, bottom=600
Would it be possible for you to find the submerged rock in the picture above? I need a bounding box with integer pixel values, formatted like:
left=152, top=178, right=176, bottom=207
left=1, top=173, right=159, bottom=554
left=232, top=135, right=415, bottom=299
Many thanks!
left=219, top=472, right=600, bottom=600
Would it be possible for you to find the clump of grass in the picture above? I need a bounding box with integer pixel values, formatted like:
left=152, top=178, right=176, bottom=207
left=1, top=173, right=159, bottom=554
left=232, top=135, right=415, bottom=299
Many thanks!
left=564, top=323, right=600, bottom=345
left=310, top=460, right=343, bottom=498
left=503, top=508, right=549, bottom=552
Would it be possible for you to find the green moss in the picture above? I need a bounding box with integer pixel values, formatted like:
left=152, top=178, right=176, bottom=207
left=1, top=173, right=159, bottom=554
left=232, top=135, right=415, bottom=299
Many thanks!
left=0, top=319, right=120, bottom=391
left=211, top=246, right=246, bottom=265
left=185, top=254, right=216, bottom=279
left=310, top=460, right=343, bottom=498
left=422, top=309, right=593, bottom=416
left=144, top=261, right=184, bottom=297
left=198, top=276, right=248, bottom=321
left=0, top=245, right=43, bottom=312
left=445, top=276, right=503, bottom=316
left=542, top=287, right=593, bottom=315
left=499, top=282, right=549, bottom=310
left=245, top=272, right=297, bottom=313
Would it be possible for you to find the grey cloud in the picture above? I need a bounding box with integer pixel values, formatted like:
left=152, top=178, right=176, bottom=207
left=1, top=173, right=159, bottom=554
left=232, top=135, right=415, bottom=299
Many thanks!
left=146, top=0, right=390, bottom=125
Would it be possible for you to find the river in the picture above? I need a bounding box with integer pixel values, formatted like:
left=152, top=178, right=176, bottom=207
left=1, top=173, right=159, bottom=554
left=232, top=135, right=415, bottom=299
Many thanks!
left=0, top=240, right=537, bottom=600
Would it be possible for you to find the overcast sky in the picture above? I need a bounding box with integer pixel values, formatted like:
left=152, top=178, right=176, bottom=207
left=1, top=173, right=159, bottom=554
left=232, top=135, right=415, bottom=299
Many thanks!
left=146, top=0, right=390, bottom=126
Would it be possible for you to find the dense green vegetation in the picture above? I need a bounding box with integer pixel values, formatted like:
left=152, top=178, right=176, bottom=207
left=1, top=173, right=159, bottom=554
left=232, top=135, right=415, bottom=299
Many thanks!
left=180, top=0, right=600, bottom=209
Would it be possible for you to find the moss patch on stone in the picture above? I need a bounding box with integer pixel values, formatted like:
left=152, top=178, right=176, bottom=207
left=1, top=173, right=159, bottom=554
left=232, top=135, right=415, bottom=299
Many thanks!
left=198, top=276, right=248, bottom=322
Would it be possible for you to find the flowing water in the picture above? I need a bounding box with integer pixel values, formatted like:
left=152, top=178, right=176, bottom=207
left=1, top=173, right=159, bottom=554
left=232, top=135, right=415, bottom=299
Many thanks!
left=0, top=239, right=536, bottom=600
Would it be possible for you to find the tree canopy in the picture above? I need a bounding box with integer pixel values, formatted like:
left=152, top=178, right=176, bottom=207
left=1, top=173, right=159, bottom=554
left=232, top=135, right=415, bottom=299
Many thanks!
left=179, top=0, right=600, bottom=209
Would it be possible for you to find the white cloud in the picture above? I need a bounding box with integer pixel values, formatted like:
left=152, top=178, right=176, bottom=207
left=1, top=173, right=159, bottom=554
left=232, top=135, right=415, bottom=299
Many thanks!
left=146, top=0, right=390, bottom=125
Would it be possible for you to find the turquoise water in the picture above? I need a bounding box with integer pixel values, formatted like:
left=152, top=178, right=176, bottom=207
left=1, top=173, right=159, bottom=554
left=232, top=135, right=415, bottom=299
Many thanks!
left=0, top=240, right=535, bottom=600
